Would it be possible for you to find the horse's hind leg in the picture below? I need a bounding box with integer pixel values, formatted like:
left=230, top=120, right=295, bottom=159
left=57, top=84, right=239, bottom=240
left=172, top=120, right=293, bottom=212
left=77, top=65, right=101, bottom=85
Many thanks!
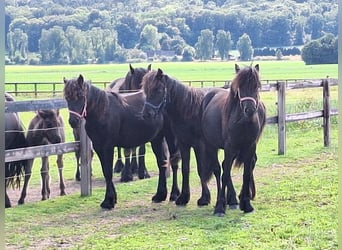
left=121, top=148, right=133, bottom=182
left=57, top=154, right=66, bottom=196
left=131, top=147, right=138, bottom=175
left=41, top=156, right=50, bottom=200
left=75, top=149, right=81, bottom=181
left=18, top=159, right=33, bottom=205
left=138, top=144, right=150, bottom=179
left=114, top=147, right=124, bottom=173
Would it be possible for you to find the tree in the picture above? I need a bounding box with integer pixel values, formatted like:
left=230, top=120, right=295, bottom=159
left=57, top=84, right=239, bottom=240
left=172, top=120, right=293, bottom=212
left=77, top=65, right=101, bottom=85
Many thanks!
left=195, top=29, right=214, bottom=60
left=305, top=14, right=325, bottom=40
left=301, top=33, right=337, bottom=65
left=236, top=33, right=253, bottom=61
left=182, top=46, right=195, bottom=61
left=138, top=24, right=160, bottom=51
left=39, top=26, right=69, bottom=64
left=65, top=26, right=88, bottom=64
left=7, top=28, right=28, bottom=63
left=215, top=30, right=232, bottom=60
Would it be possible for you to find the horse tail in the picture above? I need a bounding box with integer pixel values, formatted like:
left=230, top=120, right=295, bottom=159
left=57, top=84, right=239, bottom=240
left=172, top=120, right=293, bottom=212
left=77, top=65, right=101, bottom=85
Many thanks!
left=6, top=132, right=28, bottom=190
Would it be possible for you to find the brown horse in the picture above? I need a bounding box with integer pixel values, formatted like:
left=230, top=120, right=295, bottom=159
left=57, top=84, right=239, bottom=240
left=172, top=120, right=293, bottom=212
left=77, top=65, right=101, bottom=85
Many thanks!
left=142, top=69, right=220, bottom=207
left=19, top=109, right=66, bottom=204
left=201, top=64, right=266, bottom=215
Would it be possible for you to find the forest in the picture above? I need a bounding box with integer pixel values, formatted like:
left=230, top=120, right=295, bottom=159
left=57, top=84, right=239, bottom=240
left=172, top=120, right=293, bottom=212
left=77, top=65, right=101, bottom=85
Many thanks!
left=5, top=0, right=338, bottom=64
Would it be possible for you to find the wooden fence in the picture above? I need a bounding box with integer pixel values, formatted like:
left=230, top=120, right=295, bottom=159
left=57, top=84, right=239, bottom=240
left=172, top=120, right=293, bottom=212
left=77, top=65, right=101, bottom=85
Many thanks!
left=5, top=78, right=338, bottom=196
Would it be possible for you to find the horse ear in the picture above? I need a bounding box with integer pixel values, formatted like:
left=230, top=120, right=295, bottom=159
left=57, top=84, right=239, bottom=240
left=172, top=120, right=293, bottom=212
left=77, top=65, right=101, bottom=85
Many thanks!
left=255, top=64, right=260, bottom=72
left=77, top=74, right=84, bottom=86
left=147, top=64, right=152, bottom=71
left=63, top=77, right=67, bottom=84
left=235, top=64, right=240, bottom=74
left=157, top=68, right=163, bottom=79
left=56, top=109, right=60, bottom=116
left=129, top=64, right=134, bottom=74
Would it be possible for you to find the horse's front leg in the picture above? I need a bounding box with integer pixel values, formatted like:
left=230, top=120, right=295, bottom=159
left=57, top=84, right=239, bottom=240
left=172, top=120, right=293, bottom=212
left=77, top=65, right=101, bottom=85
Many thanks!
left=57, top=154, right=66, bottom=196
left=175, top=145, right=191, bottom=206
left=96, top=145, right=116, bottom=209
left=239, top=148, right=257, bottom=213
left=18, top=159, right=34, bottom=205
left=41, top=156, right=50, bottom=200
left=150, top=134, right=168, bottom=203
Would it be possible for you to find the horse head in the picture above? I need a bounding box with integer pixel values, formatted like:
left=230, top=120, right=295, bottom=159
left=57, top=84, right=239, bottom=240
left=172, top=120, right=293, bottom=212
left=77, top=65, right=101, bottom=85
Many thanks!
left=141, top=68, right=167, bottom=120
left=124, top=64, right=152, bottom=90
left=37, top=109, right=62, bottom=144
left=232, top=64, right=261, bottom=118
left=63, top=74, right=87, bottom=128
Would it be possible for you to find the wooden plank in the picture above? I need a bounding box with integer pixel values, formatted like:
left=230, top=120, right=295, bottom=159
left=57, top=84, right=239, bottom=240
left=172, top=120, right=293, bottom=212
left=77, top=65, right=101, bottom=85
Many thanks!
left=5, top=98, right=68, bottom=113
left=323, top=79, right=330, bottom=147
left=5, top=142, right=79, bottom=162
left=80, top=119, right=92, bottom=196
left=277, top=81, right=286, bottom=155
left=286, top=111, right=323, bottom=122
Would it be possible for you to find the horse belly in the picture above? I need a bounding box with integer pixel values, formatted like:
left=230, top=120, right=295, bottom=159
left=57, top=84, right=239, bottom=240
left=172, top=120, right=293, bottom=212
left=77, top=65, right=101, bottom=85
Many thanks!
left=201, top=106, right=224, bottom=149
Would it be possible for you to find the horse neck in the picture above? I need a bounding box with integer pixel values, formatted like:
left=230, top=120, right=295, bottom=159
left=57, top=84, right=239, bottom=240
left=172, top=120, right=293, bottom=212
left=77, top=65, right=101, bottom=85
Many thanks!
left=167, top=79, right=203, bottom=120
left=86, top=83, right=108, bottom=117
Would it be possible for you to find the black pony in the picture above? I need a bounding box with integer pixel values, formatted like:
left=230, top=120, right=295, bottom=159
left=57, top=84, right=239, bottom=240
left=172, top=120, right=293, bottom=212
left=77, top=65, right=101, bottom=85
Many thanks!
left=5, top=93, right=28, bottom=208
left=142, top=69, right=218, bottom=207
left=108, top=64, right=152, bottom=181
left=64, top=74, right=176, bottom=209
left=201, top=64, right=266, bottom=215
left=19, top=109, right=66, bottom=204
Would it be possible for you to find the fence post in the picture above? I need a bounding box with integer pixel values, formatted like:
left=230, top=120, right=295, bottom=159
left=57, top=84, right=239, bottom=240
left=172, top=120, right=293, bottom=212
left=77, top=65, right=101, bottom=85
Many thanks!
left=322, top=79, right=330, bottom=147
left=80, top=118, right=92, bottom=196
left=277, top=81, right=286, bottom=155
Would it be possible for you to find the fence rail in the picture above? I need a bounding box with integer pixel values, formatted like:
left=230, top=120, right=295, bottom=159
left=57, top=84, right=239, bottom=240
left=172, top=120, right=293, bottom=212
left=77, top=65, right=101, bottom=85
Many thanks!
left=5, top=78, right=338, bottom=197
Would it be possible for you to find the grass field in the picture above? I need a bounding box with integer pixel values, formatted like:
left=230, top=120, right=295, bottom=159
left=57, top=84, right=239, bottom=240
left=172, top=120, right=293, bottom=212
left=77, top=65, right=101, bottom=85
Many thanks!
left=5, top=61, right=338, bottom=249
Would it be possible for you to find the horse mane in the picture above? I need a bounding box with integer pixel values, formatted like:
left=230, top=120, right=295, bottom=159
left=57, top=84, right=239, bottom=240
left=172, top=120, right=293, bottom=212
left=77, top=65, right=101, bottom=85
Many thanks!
left=168, top=77, right=205, bottom=119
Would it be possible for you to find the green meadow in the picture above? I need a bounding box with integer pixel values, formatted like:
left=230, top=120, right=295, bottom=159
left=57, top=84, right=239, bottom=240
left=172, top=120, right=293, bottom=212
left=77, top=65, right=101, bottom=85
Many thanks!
left=5, top=60, right=338, bottom=249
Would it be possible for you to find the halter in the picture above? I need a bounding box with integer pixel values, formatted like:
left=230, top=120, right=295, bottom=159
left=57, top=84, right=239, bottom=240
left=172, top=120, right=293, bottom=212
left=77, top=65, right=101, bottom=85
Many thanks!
left=236, top=88, right=258, bottom=108
left=68, top=96, right=87, bottom=119
left=144, top=87, right=167, bottom=114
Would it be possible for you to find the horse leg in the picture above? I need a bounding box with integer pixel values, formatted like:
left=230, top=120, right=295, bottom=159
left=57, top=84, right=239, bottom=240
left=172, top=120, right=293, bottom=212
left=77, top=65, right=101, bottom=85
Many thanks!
left=114, top=147, right=124, bottom=173
left=121, top=148, right=133, bottom=182
left=239, top=148, right=257, bottom=213
left=57, top=154, right=66, bottom=196
left=150, top=134, right=168, bottom=203
left=95, top=144, right=116, bottom=209
left=5, top=189, right=11, bottom=208
left=41, top=156, right=50, bottom=200
left=75, top=149, right=81, bottom=181
left=175, top=145, right=191, bottom=206
left=18, top=159, right=33, bottom=205
left=131, top=147, right=138, bottom=175
left=194, top=144, right=211, bottom=206
left=138, top=144, right=150, bottom=179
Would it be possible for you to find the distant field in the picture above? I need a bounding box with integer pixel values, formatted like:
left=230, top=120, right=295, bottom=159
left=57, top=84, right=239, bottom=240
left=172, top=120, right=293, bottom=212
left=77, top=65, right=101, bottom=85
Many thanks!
left=5, top=60, right=338, bottom=83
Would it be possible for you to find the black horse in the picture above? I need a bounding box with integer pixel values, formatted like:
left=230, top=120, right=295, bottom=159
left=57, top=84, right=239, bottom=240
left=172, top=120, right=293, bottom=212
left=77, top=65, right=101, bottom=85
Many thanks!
left=5, top=93, right=28, bottom=208
left=64, top=74, right=176, bottom=209
left=108, top=64, right=152, bottom=181
left=201, top=64, right=266, bottom=215
left=142, top=69, right=218, bottom=207
left=19, top=109, right=66, bottom=204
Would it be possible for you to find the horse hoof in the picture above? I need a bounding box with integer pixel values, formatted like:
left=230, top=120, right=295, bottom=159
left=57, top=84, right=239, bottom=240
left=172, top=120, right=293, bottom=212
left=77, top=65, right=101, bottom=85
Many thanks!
left=60, top=191, right=66, bottom=196
left=152, top=193, right=167, bottom=203
left=229, top=204, right=239, bottom=210
left=214, top=212, right=225, bottom=217
left=175, top=194, right=190, bottom=206
left=197, top=198, right=210, bottom=206
left=120, top=176, right=133, bottom=182
left=100, top=201, right=114, bottom=210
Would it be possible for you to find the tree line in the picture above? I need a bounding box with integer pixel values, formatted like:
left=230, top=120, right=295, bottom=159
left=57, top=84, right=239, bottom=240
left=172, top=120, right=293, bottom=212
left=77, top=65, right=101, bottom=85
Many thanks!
left=5, top=0, right=338, bottom=65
